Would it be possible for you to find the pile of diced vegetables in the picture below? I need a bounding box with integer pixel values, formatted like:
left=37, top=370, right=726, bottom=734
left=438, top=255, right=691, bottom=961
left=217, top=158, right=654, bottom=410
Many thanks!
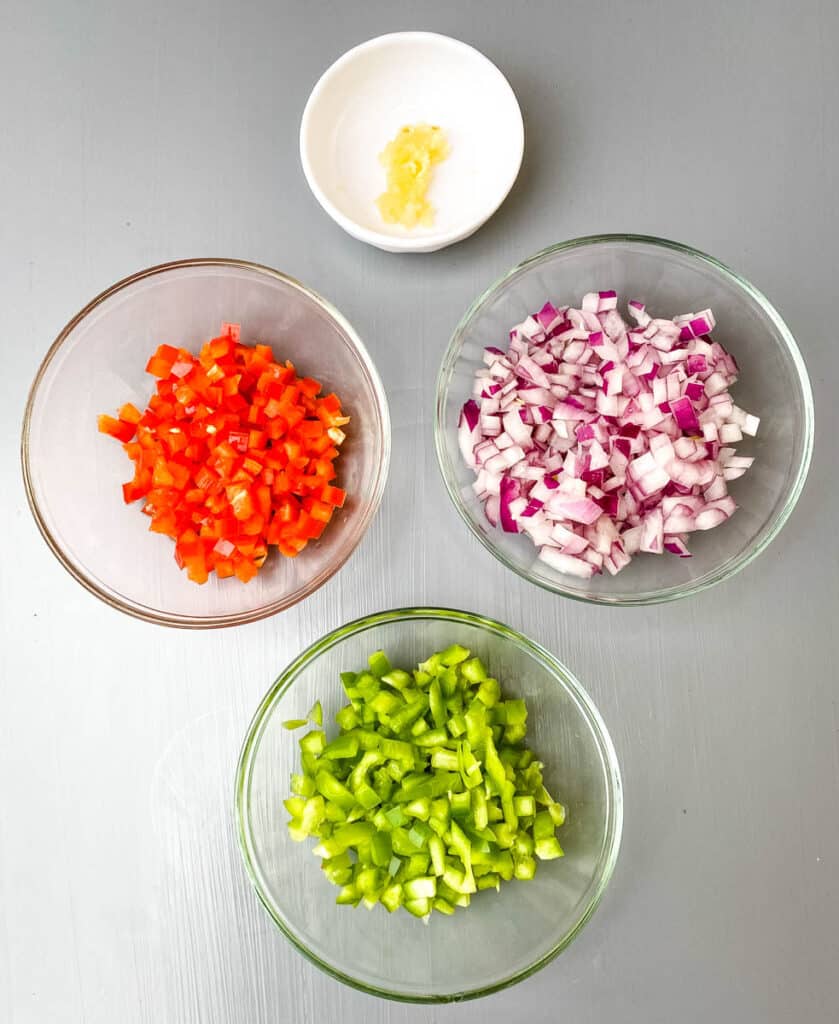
left=459, top=293, right=759, bottom=577
left=284, top=645, right=566, bottom=920
left=97, top=322, right=348, bottom=584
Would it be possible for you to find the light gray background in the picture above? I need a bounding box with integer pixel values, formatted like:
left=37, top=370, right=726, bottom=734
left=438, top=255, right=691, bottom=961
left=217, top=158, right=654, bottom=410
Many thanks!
left=1, top=1, right=836, bottom=1022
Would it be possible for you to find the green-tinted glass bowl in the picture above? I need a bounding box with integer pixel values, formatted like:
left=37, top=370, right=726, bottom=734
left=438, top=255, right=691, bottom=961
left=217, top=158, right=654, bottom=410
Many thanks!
left=435, top=235, right=814, bottom=605
left=235, top=607, right=622, bottom=1002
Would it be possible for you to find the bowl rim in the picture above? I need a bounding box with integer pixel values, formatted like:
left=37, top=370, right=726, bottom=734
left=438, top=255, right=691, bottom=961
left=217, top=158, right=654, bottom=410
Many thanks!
left=299, top=31, right=525, bottom=254
left=234, top=605, right=624, bottom=1003
left=20, top=257, right=392, bottom=628
left=434, top=233, right=815, bottom=606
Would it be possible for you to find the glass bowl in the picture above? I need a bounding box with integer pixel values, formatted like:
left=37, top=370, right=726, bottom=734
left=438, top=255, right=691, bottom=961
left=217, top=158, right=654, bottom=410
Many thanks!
left=21, top=259, right=390, bottom=627
left=435, top=235, right=814, bottom=605
left=235, top=607, right=622, bottom=1003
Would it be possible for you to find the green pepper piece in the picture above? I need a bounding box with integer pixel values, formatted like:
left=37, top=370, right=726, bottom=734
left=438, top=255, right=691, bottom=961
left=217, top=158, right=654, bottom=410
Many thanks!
left=493, top=822, right=515, bottom=849
left=387, top=696, right=429, bottom=734
left=418, top=652, right=443, bottom=676
left=477, top=872, right=501, bottom=892
left=334, top=705, right=360, bottom=731
left=440, top=644, right=470, bottom=667
left=404, top=852, right=431, bottom=878
left=355, top=866, right=382, bottom=895
left=340, top=671, right=357, bottom=692
left=501, top=784, right=519, bottom=831
left=430, top=748, right=459, bottom=772
left=283, top=796, right=305, bottom=818
left=368, top=650, right=392, bottom=677
left=327, top=821, right=374, bottom=851
left=533, top=810, right=555, bottom=840
left=353, top=783, right=381, bottom=810
left=446, top=713, right=466, bottom=739
left=404, top=898, right=431, bottom=919
left=513, top=854, right=536, bottom=880
left=390, top=827, right=416, bottom=857
left=483, top=731, right=507, bottom=791
left=306, top=700, right=323, bottom=727
left=348, top=750, right=382, bottom=791
left=404, top=796, right=431, bottom=820
left=301, top=795, right=326, bottom=834
left=372, top=769, right=394, bottom=803
left=428, top=771, right=459, bottom=798
left=513, top=794, right=536, bottom=818
left=380, top=738, right=415, bottom=764
left=548, top=801, right=567, bottom=827
left=355, top=729, right=381, bottom=751
left=287, top=818, right=307, bottom=842
left=490, top=850, right=514, bottom=880
left=413, top=727, right=448, bottom=748
left=464, top=701, right=487, bottom=751
left=449, top=821, right=473, bottom=872
left=282, top=718, right=308, bottom=730
left=460, top=657, right=487, bottom=683
left=471, top=787, right=489, bottom=831
left=381, top=667, right=413, bottom=692
left=440, top=667, right=460, bottom=698
left=322, top=734, right=359, bottom=760
left=408, top=821, right=432, bottom=848
left=476, top=677, right=501, bottom=707
left=535, top=837, right=564, bottom=860
left=432, top=897, right=455, bottom=915
left=504, top=699, right=528, bottom=726
left=428, top=834, right=446, bottom=876
left=315, top=771, right=356, bottom=811
left=517, top=748, right=535, bottom=769
left=290, top=773, right=316, bottom=798
left=504, top=724, right=527, bottom=745
left=446, top=693, right=464, bottom=716
left=462, top=826, right=490, bottom=855
left=514, top=832, right=535, bottom=857
left=428, top=678, right=446, bottom=729
left=335, top=883, right=361, bottom=905
left=382, top=805, right=406, bottom=829
left=403, top=876, right=437, bottom=900
left=380, top=883, right=403, bottom=913
left=457, top=741, right=483, bottom=790
left=448, top=790, right=471, bottom=818
left=370, top=831, right=392, bottom=867
left=324, top=801, right=348, bottom=824
left=299, top=730, right=326, bottom=755
left=486, top=798, right=504, bottom=823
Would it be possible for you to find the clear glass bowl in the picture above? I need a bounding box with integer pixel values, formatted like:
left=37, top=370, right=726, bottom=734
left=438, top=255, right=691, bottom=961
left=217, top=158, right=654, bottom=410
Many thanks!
left=21, top=259, right=390, bottom=627
left=435, top=235, right=814, bottom=605
left=235, top=607, right=622, bottom=1002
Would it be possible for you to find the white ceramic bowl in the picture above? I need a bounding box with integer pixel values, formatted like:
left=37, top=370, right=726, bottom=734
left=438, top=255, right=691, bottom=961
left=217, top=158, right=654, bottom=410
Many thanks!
left=300, top=32, right=524, bottom=253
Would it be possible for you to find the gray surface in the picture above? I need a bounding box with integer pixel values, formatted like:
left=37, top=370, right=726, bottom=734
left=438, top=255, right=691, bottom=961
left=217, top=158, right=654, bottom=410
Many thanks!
left=0, top=0, right=836, bottom=1021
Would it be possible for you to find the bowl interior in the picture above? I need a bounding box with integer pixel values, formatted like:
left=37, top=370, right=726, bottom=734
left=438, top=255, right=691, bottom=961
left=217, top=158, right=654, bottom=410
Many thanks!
left=237, top=610, right=621, bottom=1002
left=437, top=237, right=813, bottom=604
left=23, top=261, right=389, bottom=625
left=301, top=33, right=524, bottom=250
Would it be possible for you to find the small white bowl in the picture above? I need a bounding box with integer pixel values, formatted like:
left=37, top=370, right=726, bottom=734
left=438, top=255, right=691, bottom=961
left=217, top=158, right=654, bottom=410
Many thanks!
left=299, top=32, right=525, bottom=253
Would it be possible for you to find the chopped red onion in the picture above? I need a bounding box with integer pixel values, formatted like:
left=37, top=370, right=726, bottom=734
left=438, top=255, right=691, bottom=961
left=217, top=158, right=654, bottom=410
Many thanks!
left=458, top=291, right=759, bottom=577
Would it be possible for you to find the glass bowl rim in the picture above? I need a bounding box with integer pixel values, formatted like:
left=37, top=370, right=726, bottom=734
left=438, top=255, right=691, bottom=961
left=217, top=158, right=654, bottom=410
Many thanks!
left=434, top=233, right=815, bottom=607
left=234, top=605, right=624, bottom=1003
left=20, top=257, right=392, bottom=629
